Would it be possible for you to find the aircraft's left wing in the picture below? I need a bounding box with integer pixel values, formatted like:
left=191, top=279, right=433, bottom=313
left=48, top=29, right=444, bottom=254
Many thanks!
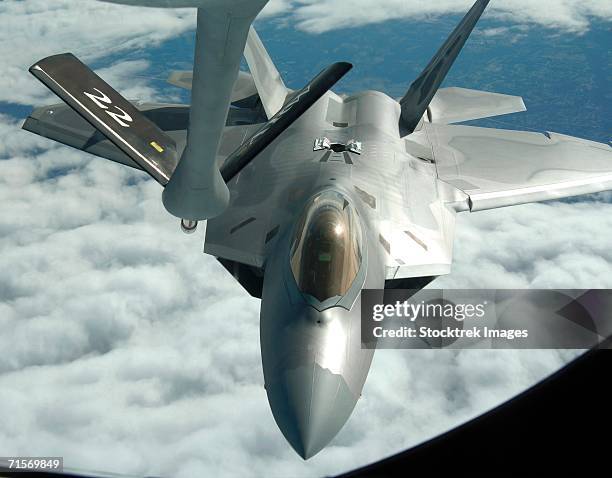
left=428, top=124, right=612, bottom=212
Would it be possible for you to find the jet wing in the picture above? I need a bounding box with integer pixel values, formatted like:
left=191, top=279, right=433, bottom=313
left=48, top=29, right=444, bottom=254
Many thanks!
left=428, top=124, right=612, bottom=211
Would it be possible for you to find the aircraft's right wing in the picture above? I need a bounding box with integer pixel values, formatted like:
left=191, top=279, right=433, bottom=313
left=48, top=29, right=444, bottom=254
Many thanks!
left=428, top=123, right=612, bottom=212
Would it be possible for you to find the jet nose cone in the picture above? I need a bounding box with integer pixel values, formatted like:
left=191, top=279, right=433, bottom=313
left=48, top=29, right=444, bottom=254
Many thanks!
left=266, top=362, right=358, bottom=459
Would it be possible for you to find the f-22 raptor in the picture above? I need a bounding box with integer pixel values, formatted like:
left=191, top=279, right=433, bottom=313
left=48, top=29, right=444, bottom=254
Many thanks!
left=23, top=0, right=612, bottom=459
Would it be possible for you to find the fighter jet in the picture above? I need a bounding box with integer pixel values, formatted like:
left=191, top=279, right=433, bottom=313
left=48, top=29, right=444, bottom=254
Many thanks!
left=22, top=0, right=612, bottom=459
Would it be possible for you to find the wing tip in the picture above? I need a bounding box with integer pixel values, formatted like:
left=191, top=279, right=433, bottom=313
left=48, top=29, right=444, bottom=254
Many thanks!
left=29, top=52, right=77, bottom=73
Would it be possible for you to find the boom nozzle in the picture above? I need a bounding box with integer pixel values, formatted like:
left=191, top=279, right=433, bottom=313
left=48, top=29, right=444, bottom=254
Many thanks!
left=180, top=219, right=198, bottom=234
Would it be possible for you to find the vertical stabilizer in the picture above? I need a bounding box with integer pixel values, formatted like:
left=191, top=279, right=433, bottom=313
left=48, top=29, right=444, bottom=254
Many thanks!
left=399, top=0, right=490, bottom=136
left=244, top=27, right=291, bottom=119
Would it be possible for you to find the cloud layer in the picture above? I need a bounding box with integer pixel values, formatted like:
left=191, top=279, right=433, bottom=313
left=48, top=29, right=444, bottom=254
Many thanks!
left=287, top=0, right=612, bottom=34
left=2, top=0, right=611, bottom=105
left=0, top=0, right=197, bottom=105
left=0, top=126, right=586, bottom=473
left=0, top=1, right=610, bottom=477
left=0, top=97, right=600, bottom=478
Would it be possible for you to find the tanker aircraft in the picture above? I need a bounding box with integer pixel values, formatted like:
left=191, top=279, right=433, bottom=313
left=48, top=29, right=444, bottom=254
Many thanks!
left=23, top=0, right=612, bottom=459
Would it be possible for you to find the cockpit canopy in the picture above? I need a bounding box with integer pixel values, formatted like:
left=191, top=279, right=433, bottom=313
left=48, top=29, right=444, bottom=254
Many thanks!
left=290, top=191, right=363, bottom=302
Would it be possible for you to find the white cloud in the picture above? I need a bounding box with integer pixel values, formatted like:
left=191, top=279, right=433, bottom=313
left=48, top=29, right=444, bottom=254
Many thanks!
left=0, top=0, right=294, bottom=106
left=435, top=200, right=612, bottom=289
left=0, top=0, right=610, bottom=476
left=2, top=0, right=609, bottom=104
left=0, top=0, right=198, bottom=105
left=286, top=0, right=612, bottom=34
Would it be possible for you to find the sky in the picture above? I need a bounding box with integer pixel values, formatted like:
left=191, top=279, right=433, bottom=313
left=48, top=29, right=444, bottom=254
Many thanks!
left=0, top=1, right=611, bottom=477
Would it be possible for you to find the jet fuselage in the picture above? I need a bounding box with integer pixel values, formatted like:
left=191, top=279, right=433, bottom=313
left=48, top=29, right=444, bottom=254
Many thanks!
left=208, top=89, right=453, bottom=458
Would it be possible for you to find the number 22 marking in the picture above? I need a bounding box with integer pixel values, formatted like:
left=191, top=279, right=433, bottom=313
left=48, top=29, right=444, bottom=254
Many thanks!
left=83, top=88, right=133, bottom=128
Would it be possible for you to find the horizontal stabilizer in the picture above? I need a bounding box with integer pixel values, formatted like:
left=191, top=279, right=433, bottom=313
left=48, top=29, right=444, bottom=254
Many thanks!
left=166, top=70, right=193, bottom=90
left=220, top=62, right=353, bottom=182
left=29, top=53, right=178, bottom=185
left=428, top=87, right=526, bottom=124
left=168, top=69, right=258, bottom=103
